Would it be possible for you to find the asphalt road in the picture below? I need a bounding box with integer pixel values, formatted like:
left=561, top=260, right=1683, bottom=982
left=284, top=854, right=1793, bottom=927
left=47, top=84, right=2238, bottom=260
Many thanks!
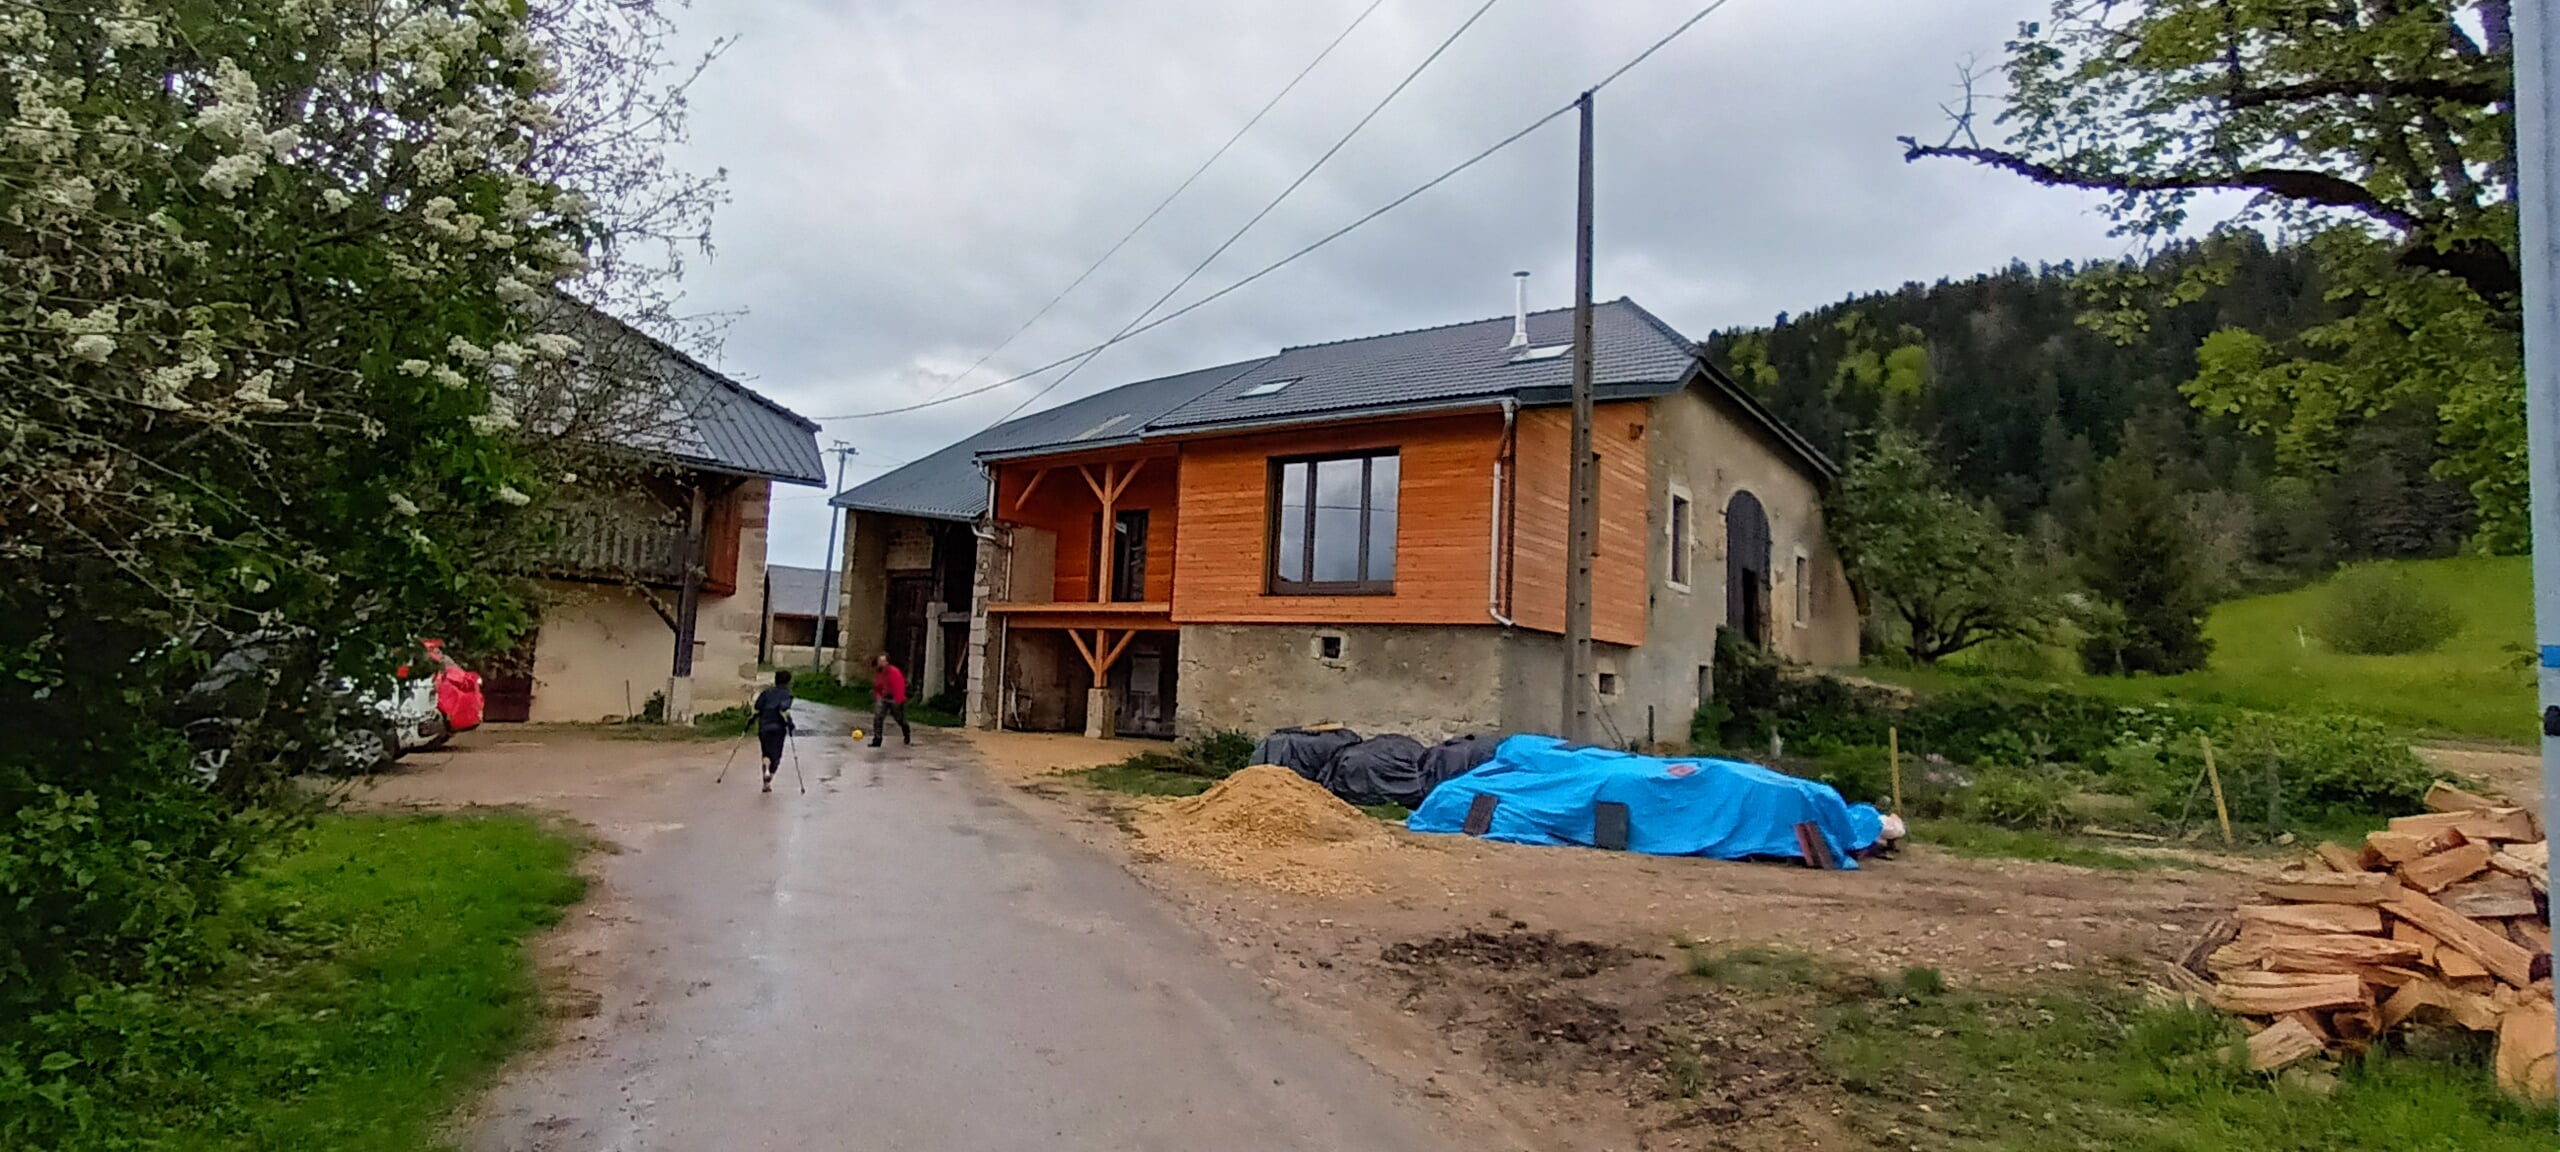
left=465, top=703, right=1456, bottom=1152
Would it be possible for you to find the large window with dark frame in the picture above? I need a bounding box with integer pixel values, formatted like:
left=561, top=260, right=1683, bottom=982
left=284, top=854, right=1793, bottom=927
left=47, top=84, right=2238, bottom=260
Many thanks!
left=1268, top=450, right=1400, bottom=594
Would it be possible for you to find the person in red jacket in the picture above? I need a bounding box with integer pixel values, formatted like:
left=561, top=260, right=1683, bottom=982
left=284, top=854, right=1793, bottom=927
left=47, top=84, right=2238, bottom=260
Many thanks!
left=869, top=653, right=910, bottom=747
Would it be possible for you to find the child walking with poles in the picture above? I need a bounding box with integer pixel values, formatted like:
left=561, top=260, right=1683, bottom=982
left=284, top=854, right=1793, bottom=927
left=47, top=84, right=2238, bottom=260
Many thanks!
left=752, top=669, right=795, bottom=793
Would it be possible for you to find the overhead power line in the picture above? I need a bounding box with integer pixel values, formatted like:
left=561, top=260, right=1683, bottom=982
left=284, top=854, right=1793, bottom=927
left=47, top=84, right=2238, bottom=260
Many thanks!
left=912, top=0, right=1390, bottom=406
left=813, top=0, right=1737, bottom=424
left=980, top=0, right=1506, bottom=429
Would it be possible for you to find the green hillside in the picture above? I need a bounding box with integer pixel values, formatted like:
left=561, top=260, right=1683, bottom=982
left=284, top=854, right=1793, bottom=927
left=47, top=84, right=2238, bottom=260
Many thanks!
left=1890, top=557, right=2535, bottom=741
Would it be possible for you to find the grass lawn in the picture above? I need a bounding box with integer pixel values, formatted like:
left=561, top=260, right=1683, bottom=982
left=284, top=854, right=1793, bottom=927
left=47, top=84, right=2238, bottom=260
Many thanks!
left=1909, top=818, right=2158, bottom=871
left=1074, top=761, right=1217, bottom=797
left=1889, top=556, right=2534, bottom=742
left=1682, top=946, right=2556, bottom=1150
left=9, top=813, right=585, bottom=1152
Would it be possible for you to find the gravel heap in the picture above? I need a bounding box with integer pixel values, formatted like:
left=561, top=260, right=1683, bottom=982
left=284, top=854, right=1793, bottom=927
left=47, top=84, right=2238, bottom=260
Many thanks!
left=1137, top=766, right=1395, bottom=897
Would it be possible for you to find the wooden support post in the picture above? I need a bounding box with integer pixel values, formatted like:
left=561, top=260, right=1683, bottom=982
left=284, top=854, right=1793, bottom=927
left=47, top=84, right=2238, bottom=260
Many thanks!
left=2203, top=734, right=2234, bottom=846
left=1889, top=726, right=1903, bottom=816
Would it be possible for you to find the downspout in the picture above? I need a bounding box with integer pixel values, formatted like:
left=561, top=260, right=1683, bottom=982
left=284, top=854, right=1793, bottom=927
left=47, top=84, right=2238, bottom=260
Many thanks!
left=1489, top=397, right=1518, bottom=627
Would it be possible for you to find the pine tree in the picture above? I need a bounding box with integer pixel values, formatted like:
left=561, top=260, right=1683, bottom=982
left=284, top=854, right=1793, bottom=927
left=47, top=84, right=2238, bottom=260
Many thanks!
left=2080, top=448, right=2214, bottom=675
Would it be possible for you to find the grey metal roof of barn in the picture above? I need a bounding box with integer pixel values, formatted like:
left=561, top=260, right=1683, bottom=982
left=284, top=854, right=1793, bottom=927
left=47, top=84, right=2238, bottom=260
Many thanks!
left=555, top=301, right=827, bottom=486
left=763, top=564, right=842, bottom=620
left=831, top=298, right=1829, bottom=523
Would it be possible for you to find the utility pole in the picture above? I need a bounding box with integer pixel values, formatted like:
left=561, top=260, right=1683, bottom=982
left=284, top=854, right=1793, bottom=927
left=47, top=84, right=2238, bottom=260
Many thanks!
left=813, top=441, right=857, bottom=673
left=1562, top=89, right=1597, bottom=744
left=2513, top=0, right=2559, bottom=1076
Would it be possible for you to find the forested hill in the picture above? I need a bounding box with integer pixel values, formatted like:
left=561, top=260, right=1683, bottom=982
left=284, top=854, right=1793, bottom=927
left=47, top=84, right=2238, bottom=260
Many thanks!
left=1700, top=237, right=2472, bottom=574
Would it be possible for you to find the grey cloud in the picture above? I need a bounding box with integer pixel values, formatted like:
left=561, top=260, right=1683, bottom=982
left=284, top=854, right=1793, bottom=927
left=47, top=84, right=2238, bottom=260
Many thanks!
left=650, top=0, right=2217, bottom=565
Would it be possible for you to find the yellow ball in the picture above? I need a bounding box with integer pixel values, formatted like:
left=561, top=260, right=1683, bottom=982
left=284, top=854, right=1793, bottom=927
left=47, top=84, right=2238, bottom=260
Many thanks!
left=850, top=728, right=866, bottom=741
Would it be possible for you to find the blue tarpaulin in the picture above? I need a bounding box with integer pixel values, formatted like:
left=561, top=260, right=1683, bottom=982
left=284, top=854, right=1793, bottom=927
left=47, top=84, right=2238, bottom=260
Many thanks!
left=1407, top=735, right=1886, bottom=867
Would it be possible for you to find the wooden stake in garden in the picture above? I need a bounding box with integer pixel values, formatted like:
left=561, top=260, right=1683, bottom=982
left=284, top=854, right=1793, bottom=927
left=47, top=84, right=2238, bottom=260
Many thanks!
left=1889, top=726, right=1903, bottom=816
left=2203, top=734, right=2233, bottom=845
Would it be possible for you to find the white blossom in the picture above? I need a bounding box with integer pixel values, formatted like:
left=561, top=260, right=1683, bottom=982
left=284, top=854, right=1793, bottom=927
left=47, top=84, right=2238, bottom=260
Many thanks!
left=446, top=336, right=488, bottom=364
left=321, top=188, right=352, bottom=213
left=495, top=276, right=535, bottom=303
left=492, top=485, right=530, bottom=507
left=70, top=334, right=115, bottom=362
left=488, top=341, right=528, bottom=367
left=397, top=359, right=431, bottom=377
left=200, top=152, right=265, bottom=198
left=233, top=371, right=288, bottom=413
left=525, top=332, right=581, bottom=359
left=42, top=176, right=96, bottom=211
left=198, top=59, right=264, bottom=147
left=140, top=367, right=196, bottom=411
left=388, top=494, right=420, bottom=517
left=430, top=365, right=469, bottom=389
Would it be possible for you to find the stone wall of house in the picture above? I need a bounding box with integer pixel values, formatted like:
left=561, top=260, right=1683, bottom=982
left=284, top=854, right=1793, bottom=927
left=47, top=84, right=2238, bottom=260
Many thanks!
left=1173, top=623, right=1509, bottom=743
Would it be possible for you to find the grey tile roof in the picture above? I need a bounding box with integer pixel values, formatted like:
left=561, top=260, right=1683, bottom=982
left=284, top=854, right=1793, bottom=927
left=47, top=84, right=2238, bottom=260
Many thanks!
left=830, top=357, right=1269, bottom=521
left=764, top=564, right=842, bottom=620
left=832, top=297, right=1829, bottom=522
left=1147, top=299, right=1694, bottom=431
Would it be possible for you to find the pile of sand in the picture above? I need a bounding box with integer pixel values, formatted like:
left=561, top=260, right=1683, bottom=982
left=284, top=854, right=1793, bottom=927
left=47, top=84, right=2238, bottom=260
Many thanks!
left=1135, top=765, right=1400, bottom=897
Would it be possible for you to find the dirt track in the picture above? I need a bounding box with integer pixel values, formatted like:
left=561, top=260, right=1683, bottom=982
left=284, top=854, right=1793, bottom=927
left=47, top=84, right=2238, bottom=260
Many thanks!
left=966, top=730, right=2261, bottom=1149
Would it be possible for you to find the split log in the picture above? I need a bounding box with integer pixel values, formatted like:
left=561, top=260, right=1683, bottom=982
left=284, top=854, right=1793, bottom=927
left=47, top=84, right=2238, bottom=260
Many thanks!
left=2398, top=842, right=2495, bottom=894
left=2176, top=917, right=2240, bottom=975
left=2312, top=841, right=2369, bottom=874
left=2383, top=887, right=2538, bottom=987
left=2424, top=781, right=2500, bottom=813
left=2234, top=904, right=2384, bottom=935
left=2208, top=972, right=2368, bottom=1015
left=2497, top=1001, right=2558, bottom=1103
left=2380, top=980, right=2504, bottom=1033
left=2329, top=1002, right=2381, bottom=1048
left=2487, top=850, right=2550, bottom=895
left=2245, top=1017, right=2328, bottom=1072
left=2438, top=873, right=2540, bottom=920
left=2439, top=948, right=2492, bottom=981
left=2389, top=808, right=2540, bottom=844
left=2365, top=830, right=2462, bottom=867
left=2212, top=933, right=2423, bottom=974
left=2261, top=872, right=2397, bottom=905
left=2390, top=921, right=2441, bottom=966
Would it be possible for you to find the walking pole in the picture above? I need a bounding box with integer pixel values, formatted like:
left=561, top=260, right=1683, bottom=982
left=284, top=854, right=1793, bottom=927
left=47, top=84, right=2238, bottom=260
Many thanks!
left=714, top=727, right=749, bottom=784
left=787, top=728, right=807, bottom=794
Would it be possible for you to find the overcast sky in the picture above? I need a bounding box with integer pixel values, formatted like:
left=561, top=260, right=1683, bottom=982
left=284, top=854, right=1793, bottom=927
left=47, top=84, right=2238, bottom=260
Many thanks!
left=653, top=0, right=2198, bottom=571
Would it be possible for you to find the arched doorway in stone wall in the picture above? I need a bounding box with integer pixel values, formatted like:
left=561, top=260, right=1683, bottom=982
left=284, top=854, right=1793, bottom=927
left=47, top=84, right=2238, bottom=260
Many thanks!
left=1725, top=491, right=1771, bottom=646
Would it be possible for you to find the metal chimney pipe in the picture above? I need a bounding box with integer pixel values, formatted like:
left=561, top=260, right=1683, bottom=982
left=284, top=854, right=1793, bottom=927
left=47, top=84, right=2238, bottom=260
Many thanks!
left=1509, top=271, right=1531, bottom=349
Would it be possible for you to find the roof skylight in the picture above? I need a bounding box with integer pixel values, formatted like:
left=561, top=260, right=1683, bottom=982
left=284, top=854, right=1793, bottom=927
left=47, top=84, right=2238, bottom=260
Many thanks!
left=1236, top=378, right=1297, bottom=398
left=1511, top=344, right=1571, bottom=363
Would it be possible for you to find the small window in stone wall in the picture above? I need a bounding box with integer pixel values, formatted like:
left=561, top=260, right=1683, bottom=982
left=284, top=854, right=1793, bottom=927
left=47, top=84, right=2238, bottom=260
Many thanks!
left=1597, top=672, right=1620, bottom=697
left=1794, top=551, right=1811, bottom=626
left=1313, top=633, right=1345, bottom=661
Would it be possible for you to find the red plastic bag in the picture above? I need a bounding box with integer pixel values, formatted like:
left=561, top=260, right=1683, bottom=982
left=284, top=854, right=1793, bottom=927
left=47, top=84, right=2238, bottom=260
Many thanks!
left=436, top=665, right=484, bottom=731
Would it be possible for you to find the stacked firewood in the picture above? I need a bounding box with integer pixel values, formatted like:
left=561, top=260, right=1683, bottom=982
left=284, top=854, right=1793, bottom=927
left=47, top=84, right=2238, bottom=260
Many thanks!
left=2177, top=782, right=2554, bottom=1099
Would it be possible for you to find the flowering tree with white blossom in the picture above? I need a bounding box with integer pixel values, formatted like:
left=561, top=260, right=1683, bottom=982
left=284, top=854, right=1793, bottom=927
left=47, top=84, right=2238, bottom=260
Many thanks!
left=0, top=0, right=723, bottom=1059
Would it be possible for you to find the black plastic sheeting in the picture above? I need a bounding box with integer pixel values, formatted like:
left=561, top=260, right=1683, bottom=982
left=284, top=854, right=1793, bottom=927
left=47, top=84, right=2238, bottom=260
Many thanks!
left=1250, top=727, right=1363, bottom=782
left=1318, top=734, right=1429, bottom=808
left=1253, top=729, right=1503, bottom=809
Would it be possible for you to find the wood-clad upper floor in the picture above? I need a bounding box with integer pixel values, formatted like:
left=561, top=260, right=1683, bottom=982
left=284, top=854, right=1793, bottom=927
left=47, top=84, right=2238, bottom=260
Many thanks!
left=986, top=403, right=1651, bottom=646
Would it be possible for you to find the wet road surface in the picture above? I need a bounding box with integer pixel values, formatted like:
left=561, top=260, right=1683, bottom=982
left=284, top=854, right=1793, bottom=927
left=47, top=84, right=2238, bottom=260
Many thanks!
left=464, top=705, right=1456, bottom=1151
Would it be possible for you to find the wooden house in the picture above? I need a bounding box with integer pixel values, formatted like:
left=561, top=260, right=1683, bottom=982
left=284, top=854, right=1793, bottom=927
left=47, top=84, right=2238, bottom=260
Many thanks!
left=831, top=297, right=1853, bottom=742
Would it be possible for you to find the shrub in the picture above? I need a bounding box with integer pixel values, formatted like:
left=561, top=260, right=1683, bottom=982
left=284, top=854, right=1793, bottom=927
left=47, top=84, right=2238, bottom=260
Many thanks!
left=1190, top=729, right=1257, bottom=775
left=2315, top=566, right=2462, bottom=655
left=1967, top=767, right=2074, bottom=829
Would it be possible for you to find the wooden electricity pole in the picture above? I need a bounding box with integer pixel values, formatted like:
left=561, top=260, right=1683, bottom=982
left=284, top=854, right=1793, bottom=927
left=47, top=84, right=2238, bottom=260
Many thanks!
left=1562, top=89, right=1597, bottom=743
